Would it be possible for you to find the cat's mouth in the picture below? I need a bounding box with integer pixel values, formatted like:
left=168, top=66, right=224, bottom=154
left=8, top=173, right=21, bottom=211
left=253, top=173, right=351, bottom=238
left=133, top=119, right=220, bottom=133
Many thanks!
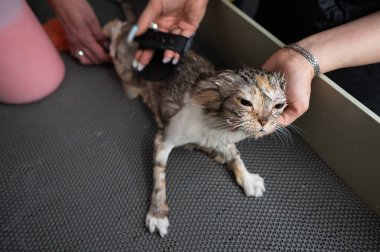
left=228, top=125, right=258, bottom=138
left=245, top=127, right=273, bottom=139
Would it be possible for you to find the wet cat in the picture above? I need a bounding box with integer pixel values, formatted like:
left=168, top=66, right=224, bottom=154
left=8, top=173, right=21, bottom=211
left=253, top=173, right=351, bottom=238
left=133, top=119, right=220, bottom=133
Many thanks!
left=103, top=8, right=287, bottom=238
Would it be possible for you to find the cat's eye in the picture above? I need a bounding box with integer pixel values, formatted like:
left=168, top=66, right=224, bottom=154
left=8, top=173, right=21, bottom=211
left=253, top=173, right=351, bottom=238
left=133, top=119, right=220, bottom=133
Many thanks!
left=239, top=98, right=252, bottom=107
left=274, top=103, right=285, bottom=109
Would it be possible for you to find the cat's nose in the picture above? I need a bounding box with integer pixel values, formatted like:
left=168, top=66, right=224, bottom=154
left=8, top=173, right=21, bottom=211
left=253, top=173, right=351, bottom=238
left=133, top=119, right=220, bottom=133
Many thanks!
left=258, top=117, right=268, bottom=126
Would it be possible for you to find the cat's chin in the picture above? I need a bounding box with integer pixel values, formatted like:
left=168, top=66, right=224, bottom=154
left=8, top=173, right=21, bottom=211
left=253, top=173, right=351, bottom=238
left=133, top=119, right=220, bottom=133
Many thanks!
left=253, top=134, right=265, bottom=140
left=250, top=129, right=275, bottom=139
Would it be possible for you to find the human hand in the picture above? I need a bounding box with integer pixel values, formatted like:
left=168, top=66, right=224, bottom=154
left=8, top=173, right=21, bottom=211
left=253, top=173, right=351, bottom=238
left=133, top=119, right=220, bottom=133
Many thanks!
left=128, top=0, right=208, bottom=71
left=48, top=0, right=111, bottom=65
left=262, top=48, right=314, bottom=126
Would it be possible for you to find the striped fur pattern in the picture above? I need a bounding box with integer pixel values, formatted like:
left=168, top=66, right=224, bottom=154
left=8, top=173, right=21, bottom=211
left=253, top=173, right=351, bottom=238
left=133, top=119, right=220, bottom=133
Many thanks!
left=103, top=13, right=286, bottom=238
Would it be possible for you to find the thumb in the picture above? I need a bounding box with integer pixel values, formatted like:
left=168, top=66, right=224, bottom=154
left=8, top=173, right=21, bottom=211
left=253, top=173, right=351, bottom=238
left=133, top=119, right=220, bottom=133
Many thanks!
left=277, top=108, right=298, bottom=126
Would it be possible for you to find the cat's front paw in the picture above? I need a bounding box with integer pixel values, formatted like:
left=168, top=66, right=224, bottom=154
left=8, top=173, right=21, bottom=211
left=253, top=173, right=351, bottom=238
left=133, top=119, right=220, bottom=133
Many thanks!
left=146, top=214, right=169, bottom=238
left=242, top=173, right=265, bottom=197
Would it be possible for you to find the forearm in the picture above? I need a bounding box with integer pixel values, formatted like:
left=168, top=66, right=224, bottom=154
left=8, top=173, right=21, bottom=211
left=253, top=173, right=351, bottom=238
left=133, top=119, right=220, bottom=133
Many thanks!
left=297, top=11, right=380, bottom=74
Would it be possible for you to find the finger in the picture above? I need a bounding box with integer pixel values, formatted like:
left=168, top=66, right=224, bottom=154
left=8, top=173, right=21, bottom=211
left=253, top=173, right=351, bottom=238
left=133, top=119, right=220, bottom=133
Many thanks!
left=160, top=28, right=177, bottom=64
left=80, top=32, right=111, bottom=64
left=135, top=49, right=154, bottom=71
left=277, top=115, right=288, bottom=127
left=135, top=1, right=161, bottom=36
left=80, top=41, right=105, bottom=65
left=165, top=25, right=196, bottom=65
left=277, top=106, right=299, bottom=126
left=126, top=24, right=139, bottom=43
left=163, top=50, right=175, bottom=64
left=78, top=54, right=92, bottom=65
left=87, top=16, right=109, bottom=49
left=172, top=53, right=180, bottom=65
left=71, top=48, right=92, bottom=65
left=80, top=48, right=98, bottom=64
left=163, top=28, right=181, bottom=64
left=71, top=44, right=97, bottom=65
left=134, top=21, right=170, bottom=68
left=69, top=31, right=101, bottom=64
left=86, top=22, right=111, bottom=63
left=177, top=21, right=198, bottom=38
left=89, top=42, right=112, bottom=64
left=134, top=50, right=143, bottom=68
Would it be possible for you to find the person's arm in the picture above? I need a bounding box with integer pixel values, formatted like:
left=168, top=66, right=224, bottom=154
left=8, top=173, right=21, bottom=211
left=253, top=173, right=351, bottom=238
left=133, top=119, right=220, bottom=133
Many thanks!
left=48, top=0, right=111, bottom=65
left=263, top=11, right=380, bottom=126
left=301, top=11, right=380, bottom=73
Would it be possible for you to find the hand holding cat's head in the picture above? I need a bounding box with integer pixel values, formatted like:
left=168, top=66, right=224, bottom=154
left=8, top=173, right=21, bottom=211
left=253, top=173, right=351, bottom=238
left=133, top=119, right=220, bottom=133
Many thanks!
left=193, top=68, right=287, bottom=139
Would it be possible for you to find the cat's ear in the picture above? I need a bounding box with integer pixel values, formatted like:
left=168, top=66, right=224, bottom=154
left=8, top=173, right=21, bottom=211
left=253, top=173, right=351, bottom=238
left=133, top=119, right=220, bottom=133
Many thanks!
left=192, top=79, right=222, bottom=111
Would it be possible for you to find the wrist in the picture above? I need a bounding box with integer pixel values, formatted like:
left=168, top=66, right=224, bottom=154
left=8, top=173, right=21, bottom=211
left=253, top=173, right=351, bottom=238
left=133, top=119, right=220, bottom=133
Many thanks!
left=281, top=47, right=315, bottom=81
left=284, top=43, right=320, bottom=77
left=296, top=33, right=341, bottom=74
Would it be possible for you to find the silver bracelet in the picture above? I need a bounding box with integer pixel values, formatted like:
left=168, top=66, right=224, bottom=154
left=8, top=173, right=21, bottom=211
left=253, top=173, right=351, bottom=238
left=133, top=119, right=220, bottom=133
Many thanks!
left=284, top=43, right=320, bottom=77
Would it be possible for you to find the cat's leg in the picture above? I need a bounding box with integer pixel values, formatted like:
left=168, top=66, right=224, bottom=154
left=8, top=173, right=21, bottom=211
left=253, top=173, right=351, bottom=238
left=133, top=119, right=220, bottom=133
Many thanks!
left=146, top=130, right=173, bottom=237
left=217, top=144, right=266, bottom=197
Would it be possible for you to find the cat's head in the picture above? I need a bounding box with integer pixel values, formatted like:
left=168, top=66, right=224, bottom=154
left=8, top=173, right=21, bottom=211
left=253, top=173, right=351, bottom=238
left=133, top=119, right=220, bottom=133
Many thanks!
left=193, top=68, right=286, bottom=139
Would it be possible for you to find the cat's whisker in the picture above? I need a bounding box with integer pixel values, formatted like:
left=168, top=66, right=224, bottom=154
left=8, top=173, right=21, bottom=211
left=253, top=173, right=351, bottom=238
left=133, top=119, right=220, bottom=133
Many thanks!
left=202, top=122, right=231, bottom=130
left=219, top=128, right=233, bottom=142
left=190, top=121, right=230, bottom=137
left=203, top=123, right=229, bottom=131
left=273, top=129, right=286, bottom=147
left=277, top=127, right=291, bottom=140
left=275, top=126, right=293, bottom=145
left=218, top=122, right=244, bottom=143
left=269, top=131, right=279, bottom=145
left=286, top=124, right=305, bottom=136
left=272, top=131, right=281, bottom=145
left=277, top=131, right=288, bottom=147
left=275, top=128, right=290, bottom=145
left=210, top=122, right=231, bottom=129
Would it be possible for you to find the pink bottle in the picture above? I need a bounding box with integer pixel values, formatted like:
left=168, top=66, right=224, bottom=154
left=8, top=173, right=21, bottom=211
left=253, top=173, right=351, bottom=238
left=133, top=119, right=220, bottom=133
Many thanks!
left=0, top=0, right=65, bottom=104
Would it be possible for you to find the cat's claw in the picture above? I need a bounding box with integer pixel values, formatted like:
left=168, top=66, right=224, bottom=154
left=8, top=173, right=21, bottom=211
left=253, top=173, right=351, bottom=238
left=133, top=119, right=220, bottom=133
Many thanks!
left=146, top=214, right=169, bottom=238
left=242, top=173, right=266, bottom=197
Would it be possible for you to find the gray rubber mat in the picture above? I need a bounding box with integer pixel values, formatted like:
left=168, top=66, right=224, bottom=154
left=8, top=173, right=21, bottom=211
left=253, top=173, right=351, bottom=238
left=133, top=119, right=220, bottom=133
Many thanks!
left=2, top=1, right=380, bottom=251
left=1, top=54, right=380, bottom=252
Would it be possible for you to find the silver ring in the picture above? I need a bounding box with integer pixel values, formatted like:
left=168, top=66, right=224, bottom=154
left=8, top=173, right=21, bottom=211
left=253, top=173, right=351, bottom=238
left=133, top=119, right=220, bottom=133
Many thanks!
left=76, top=50, right=84, bottom=58
left=149, top=21, right=159, bottom=30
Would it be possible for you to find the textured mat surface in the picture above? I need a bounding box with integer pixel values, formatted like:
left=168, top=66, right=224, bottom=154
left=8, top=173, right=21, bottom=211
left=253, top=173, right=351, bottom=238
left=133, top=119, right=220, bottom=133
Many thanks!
left=1, top=54, right=380, bottom=252
left=2, top=1, right=380, bottom=251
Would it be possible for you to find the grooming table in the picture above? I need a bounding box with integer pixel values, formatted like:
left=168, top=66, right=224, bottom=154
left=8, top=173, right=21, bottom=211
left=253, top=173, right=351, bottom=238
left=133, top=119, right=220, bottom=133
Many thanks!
left=1, top=1, right=379, bottom=251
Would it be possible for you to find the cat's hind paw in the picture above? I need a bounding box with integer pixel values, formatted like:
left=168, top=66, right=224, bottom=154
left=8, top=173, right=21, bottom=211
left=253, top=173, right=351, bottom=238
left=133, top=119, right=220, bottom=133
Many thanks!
left=146, top=214, right=169, bottom=238
left=242, top=173, right=266, bottom=197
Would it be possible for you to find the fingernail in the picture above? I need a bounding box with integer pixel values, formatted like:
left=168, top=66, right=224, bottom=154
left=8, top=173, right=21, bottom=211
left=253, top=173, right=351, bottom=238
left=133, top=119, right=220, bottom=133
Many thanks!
left=126, top=25, right=138, bottom=43
left=132, top=59, right=138, bottom=69
left=172, top=57, right=179, bottom=65
left=137, top=63, right=145, bottom=71
left=162, top=57, right=171, bottom=64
